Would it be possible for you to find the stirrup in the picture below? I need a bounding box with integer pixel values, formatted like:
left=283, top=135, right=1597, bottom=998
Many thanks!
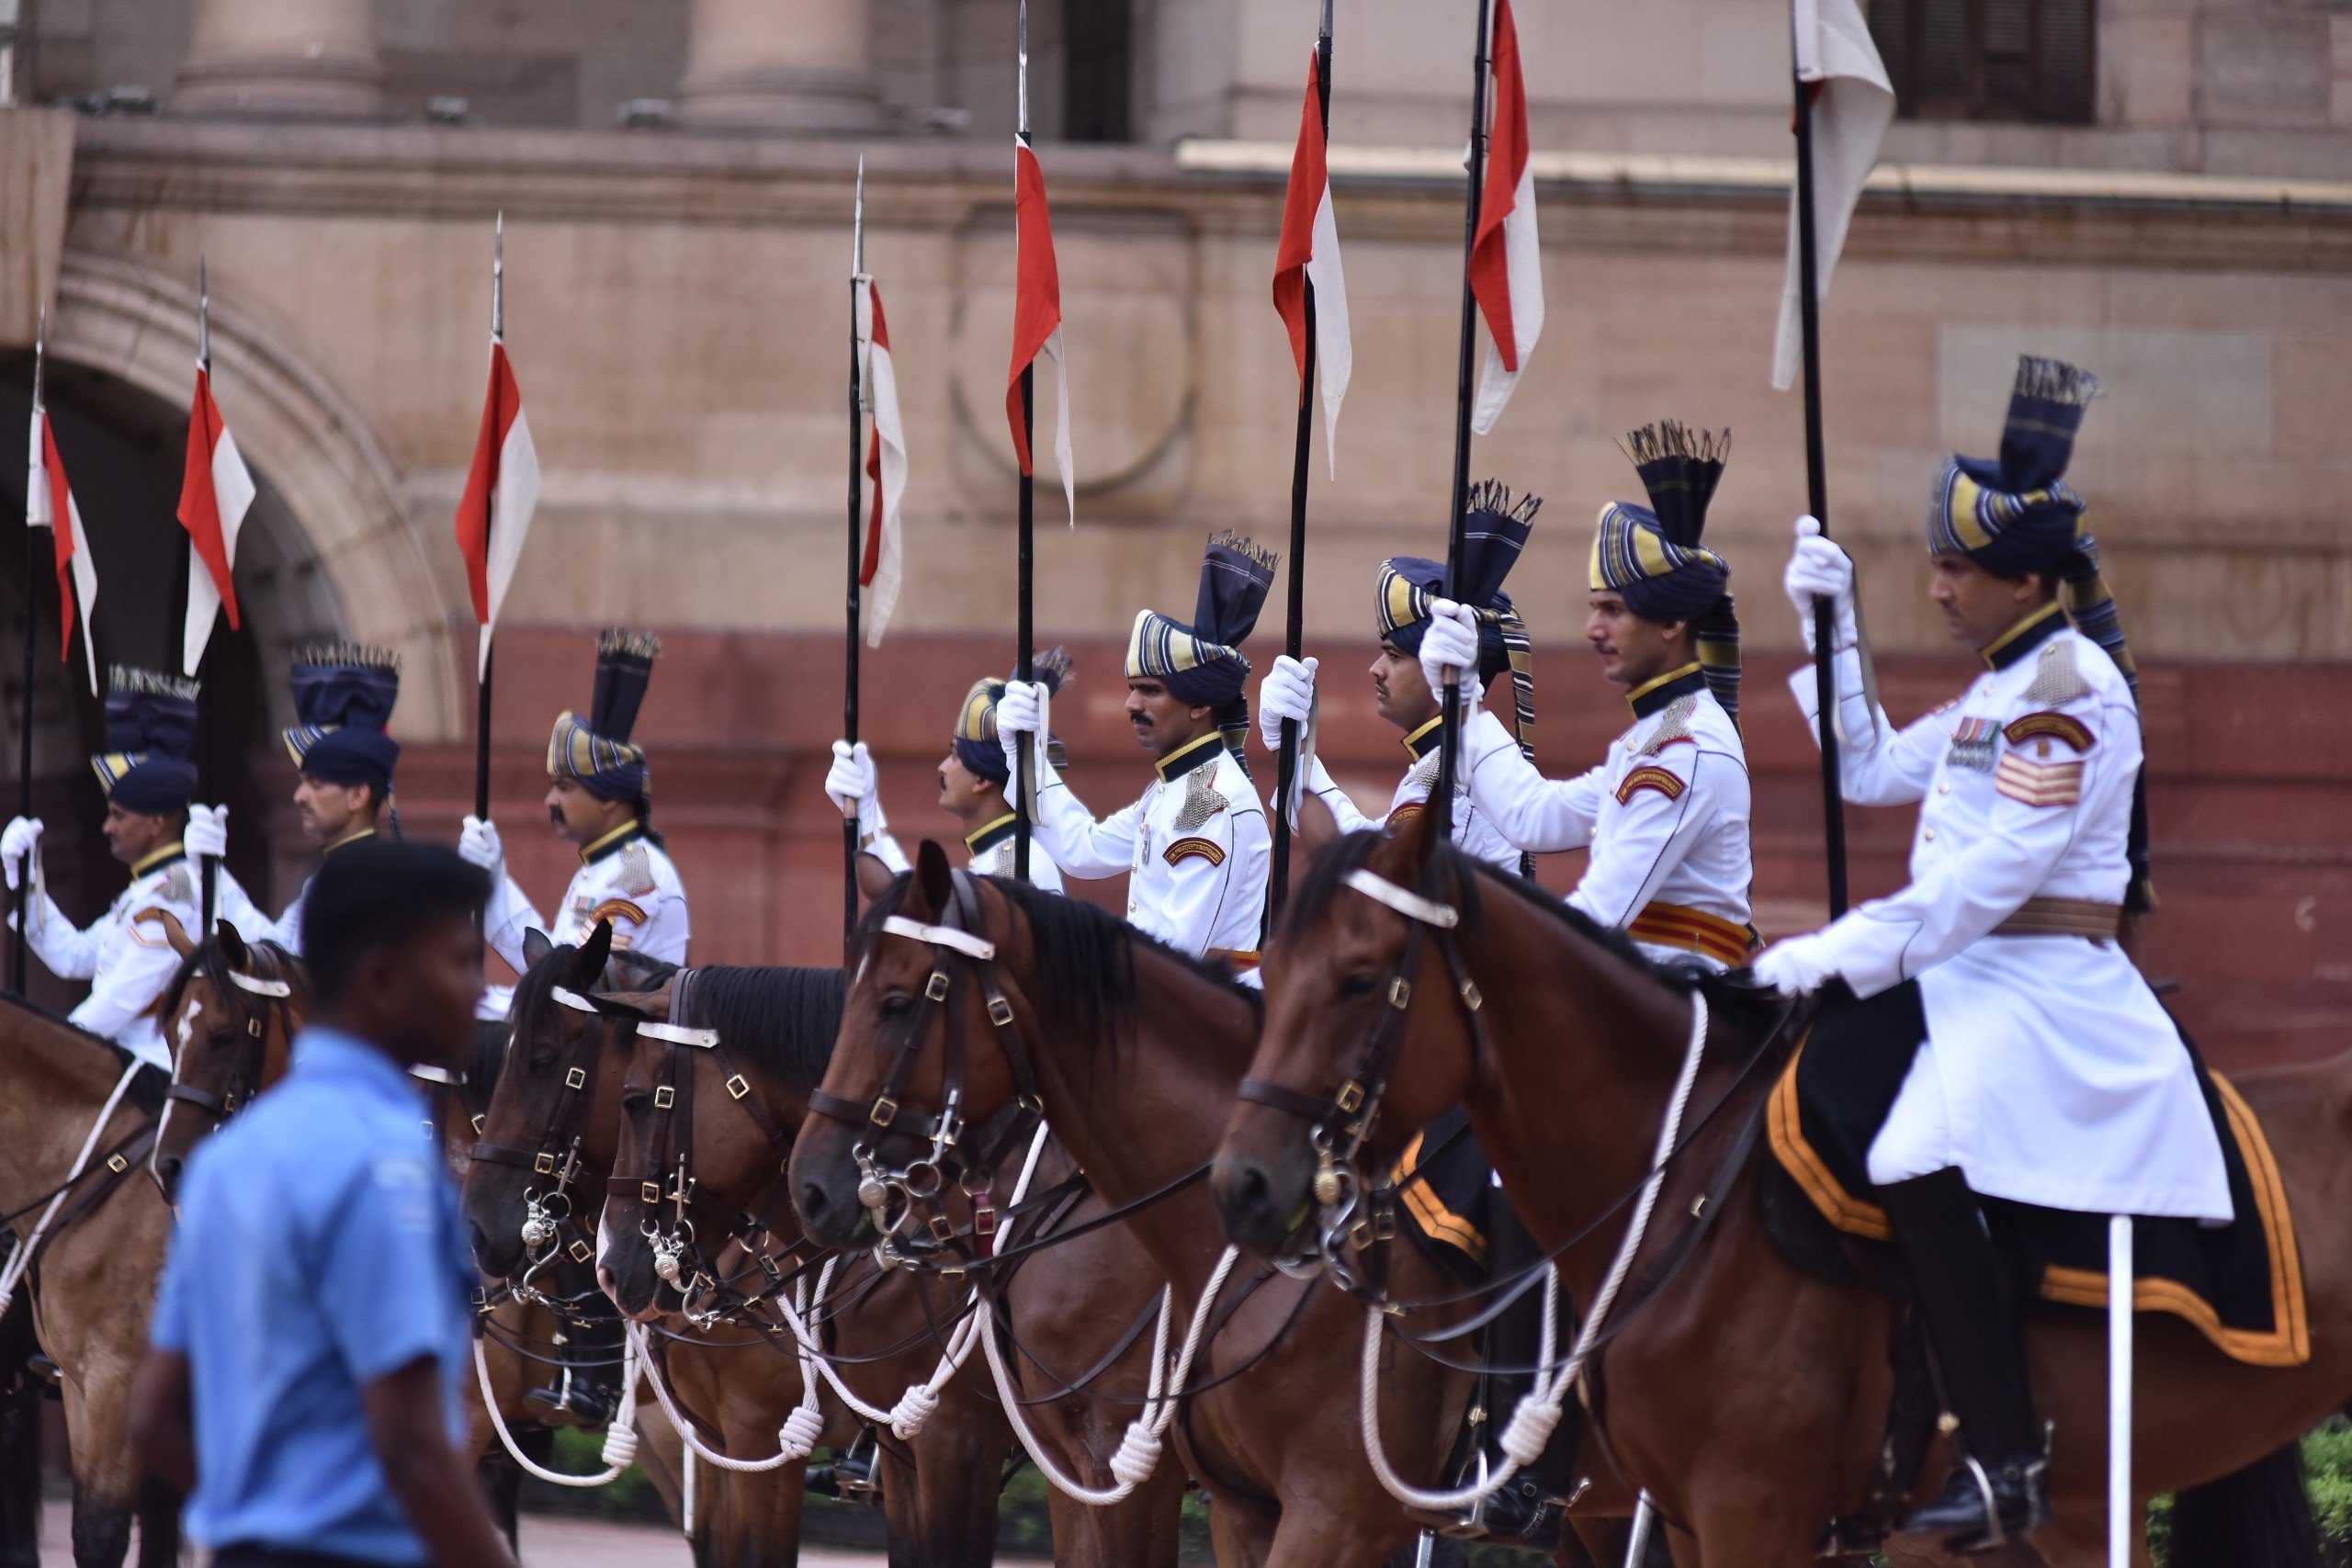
left=1961, top=1456, right=2004, bottom=1550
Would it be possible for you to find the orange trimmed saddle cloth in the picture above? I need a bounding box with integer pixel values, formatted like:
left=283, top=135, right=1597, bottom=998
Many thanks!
left=1764, top=980, right=2308, bottom=1369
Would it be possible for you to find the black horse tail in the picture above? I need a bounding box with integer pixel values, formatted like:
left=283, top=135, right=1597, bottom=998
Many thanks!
left=2165, top=1441, right=2321, bottom=1568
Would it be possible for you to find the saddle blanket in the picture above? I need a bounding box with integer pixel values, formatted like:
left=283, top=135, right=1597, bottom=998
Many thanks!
left=1767, top=981, right=2308, bottom=1369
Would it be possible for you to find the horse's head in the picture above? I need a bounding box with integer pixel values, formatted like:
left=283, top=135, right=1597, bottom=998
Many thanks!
left=1213, top=810, right=1485, bottom=1262
left=151, top=921, right=307, bottom=1202
left=792, top=840, right=1042, bottom=1255
left=459, top=919, right=620, bottom=1281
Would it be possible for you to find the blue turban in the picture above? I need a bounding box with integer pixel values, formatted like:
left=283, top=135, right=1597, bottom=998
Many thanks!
left=1589, top=423, right=1742, bottom=723
left=548, top=629, right=660, bottom=807
left=92, top=667, right=200, bottom=817
left=283, top=643, right=401, bottom=793
left=1126, top=531, right=1278, bottom=757
left=954, top=647, right=1073, bottom=786
left=1376, top=479, right=1540, bottom=755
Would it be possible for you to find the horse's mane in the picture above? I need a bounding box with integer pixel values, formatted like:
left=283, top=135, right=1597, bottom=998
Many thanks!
left=856, top=869, right=1261, bottom=1064
left=676, top=965, right=845, bottom=1090
left=1283, top=830, right=1781, bottom=1041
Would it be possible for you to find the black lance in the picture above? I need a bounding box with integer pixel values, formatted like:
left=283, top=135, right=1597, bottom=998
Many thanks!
left=844, top=160, right=867, bottom=952
left=1792, top=70, right=1850, bottom=917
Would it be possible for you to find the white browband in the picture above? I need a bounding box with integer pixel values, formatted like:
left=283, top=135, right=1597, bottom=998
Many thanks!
left=551, top=987, right=600, bottom=1014
left=639, top=1021, right=720, bottom=1048
left=408, top=1064, right=456, bottom=1085
left=1343, top=869, right=1460, bottom=930
left=229, top=971, right=292, bottom=998
left=881, top=915, right=998, bottom=962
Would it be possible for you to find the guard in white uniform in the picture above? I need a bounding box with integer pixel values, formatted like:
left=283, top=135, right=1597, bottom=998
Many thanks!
left=825, top=648, right=1071, bottom=895
left=1755, top=356, right=2227, bottom=1549
left=2, top=669, right=259, bottom=1071
left=1420, top=424, right=1755, bottom=972
left=996, top=533, right=1275, bottom=972
left=464, top=630, right=690, bottom=980
left=212, top=644, right=402, bottom=953
left=1254, top=481, right=1538, bottom=874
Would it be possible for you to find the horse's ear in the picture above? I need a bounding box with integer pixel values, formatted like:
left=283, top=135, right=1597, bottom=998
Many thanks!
left=523, top=928, right=555, bottom=970
left=912, top=840, right=955, bottom=915
left=214, top=920, right=249, bottom=968
left=144, top=908, right=197, bottom=958
left=1385, top=796, right=1442, bottom=874
left=575, top=919, right=615, bottom=982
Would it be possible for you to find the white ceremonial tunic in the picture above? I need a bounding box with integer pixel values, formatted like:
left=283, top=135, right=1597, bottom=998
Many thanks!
left=17, top=845, right=257, bottom=1071
left=1295, top=716, right=1521, bottom=872
left=1027, top=732, right=1272, bottom=967
left=864, top=813, right=1069, bottom=894
left=483, top=822, right=692, bottom=978
left=1792, top=604, right=2230, bottom=1222
left=1460, top=665, right=1755, bottom=971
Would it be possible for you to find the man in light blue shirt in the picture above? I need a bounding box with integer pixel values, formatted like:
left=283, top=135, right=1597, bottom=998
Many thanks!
left=132, top=841, right=514, bottom=1568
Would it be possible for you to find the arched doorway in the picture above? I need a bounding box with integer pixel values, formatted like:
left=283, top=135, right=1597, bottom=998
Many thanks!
left=0, top=252, right=463, bottom=1004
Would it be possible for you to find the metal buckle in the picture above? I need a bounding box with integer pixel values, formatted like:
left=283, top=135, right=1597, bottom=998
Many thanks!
left=246, top=1017, right=264, bottom=1038
left=653, top=1086, right=675, bottom=1110
left=534, top=1152, right=557, bottom=1175
left=726, top=1075, right=750, bottom=1100
left=924, top=971, right=951, bottom=1002
left=1387, top=976, right=1413, bottom=1009
left=1460, top=979, right=1483, bottom=1011
left=569, top=1239, right=594, bottom=1263
left=641, top=1181, right=662, bottom=1204
left=1336, top=1080, right=1365, bottom=1114
left=564, top=1066, right=587, bottom=1089
left=470, top=1114, right=486, bottom=1134
left=870, top=1096, right=899, bottom=1127
left=928, top=1213, right=956, bottom=1244
left=106, top=1153, right=128, bottom=1174
left=986, top=995, right=1014, bottom=1028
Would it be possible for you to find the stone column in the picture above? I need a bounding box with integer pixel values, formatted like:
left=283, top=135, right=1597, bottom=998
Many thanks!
left=175, top=0, right=385, bottom=119
left=676, top=0, right=882, bottom=133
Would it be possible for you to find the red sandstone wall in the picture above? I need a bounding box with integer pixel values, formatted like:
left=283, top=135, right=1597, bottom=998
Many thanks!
left=385, top=626, right=2352, bottom=1076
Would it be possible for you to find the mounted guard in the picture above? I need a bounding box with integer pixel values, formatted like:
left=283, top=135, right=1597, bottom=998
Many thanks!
left=995, top=533, right=1276, bottom=972
left=1419, top=423, right=1755, bottom=971
left=2, top=669, right=259, bottom=1071
left=824, top=648, right=1075, bottom=893
left=1255, top=480, right=1538, bottom=871
left=466, top=629, right=691, bottom=974
left=1755, top=355, right=2231, bottom=1550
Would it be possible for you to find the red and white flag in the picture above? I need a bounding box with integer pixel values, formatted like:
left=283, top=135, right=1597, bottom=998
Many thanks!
left=26, top=404, right=98, bottom=694
left=1772, top=0, right=1894, bottom=390
left=177, top=367, right=255, bottom=676
left=1006, top=136, right=1074, bottom=525
left=858, top=276, right=909, bottom=647
left=454, top=335, right=541, bottom=679
left=1469, top=0, right=1543, bottom=436
left=1272, top=44, right=1351, bottom=477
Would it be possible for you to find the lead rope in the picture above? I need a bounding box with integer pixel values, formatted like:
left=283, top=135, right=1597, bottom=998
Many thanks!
left=627, top=1307, right=826, bottom=1472
left=472, top=1328, right=644, bottom=1485
left=774, top=1122, right=1053, bottom=1440
left=0, top=1059, right=145, bottom=1317
left=1359, top=990, right=1710, bottom=1512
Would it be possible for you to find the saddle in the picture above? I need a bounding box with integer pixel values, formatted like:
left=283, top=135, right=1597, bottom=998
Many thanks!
left=1763, top=982, right=2309, bottom=1370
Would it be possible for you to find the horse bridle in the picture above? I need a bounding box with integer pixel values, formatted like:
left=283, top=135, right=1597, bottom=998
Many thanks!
left=1236, top=862, right=1490, bottom=1278
left=164, top=947, right=297, bottom=1130
left=469, top=985, right=613, bottom=1286
left=603, top=977, right=808, bottom=1327
left=807, top=870, right=1050, bottom=1271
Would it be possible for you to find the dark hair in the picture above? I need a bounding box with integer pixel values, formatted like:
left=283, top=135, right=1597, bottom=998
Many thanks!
left=303, top=840, right=491, bottom=1006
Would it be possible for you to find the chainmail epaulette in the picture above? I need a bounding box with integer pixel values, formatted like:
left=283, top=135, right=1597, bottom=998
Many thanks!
left=2023, top=638, right=2090, bottom=706
left=1639, top=695, right=1699, bottom=756
left=1173, top=763, right=1228, bottom=832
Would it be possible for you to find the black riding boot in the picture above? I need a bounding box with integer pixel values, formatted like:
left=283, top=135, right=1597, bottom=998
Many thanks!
left=527, top=1265, right=625, bottom=1426
left=1882, top=1168, right=2050, bottom=1552
left=1442, top=1197, right=1574, bottom=1551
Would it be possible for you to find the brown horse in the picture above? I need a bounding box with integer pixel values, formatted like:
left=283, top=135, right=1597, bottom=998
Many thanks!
left=1215, top=817, right=2347, bottom=1566
left=789, top=844, right=1660, bottom=1568
left=147, top=922, right=691, bottom=1542
left=593, top=960, right=1189, bottom=1567
left=0, top=995, right=178, bottom=1568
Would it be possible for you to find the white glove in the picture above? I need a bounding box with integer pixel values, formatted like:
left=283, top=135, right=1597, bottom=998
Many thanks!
left=1257, top=655, right=1317, bottom=750
left=0, top=818, right=40, bottom=893
left=995, top=681, right=1048, bottom=778
left=458, top=815, right=505, bottom=874
left=824, top=740, right=887, bottom=837
left=1417, top=600, right=1485, bottom=715
left=1752, top=932, right=1840, bottom=998
left=185, top=803, right=229, bottom=860
left=1783, top=516, right=1860, bottom=655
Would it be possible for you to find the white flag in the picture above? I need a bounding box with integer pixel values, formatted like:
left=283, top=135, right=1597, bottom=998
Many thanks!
left=1772, top=0, right=1894, bottom=391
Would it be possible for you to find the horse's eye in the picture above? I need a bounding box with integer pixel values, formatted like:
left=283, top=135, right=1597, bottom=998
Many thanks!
left=620, top=1089, right=649, bottom=1114
left=529, top=1051, right=558, bottom=1074
left=878, top=991, right=914, bottom=1020
left=1340, top=971, right=1380, bottom=999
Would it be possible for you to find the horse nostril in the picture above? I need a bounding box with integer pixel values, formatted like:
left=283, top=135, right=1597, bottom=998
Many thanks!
left=797, top=1181, right=830, bottom=1224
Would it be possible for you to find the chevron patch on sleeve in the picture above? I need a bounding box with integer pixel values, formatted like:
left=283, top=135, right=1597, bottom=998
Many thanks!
left=2003, top=711, right=2096, bottom=753
left=1615, top=764, right=1687, bottom=806
left=1995, top=753, right=2084, bottom=807
left=1163, top=836, right=1227, bottom=869
left=588, top=897, right=650, bottom=930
